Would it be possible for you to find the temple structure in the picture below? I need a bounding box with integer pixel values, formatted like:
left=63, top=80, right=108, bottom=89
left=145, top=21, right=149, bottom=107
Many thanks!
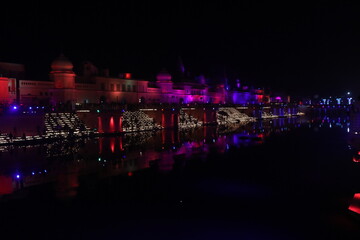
left=0, top=55, right=270, bottom=107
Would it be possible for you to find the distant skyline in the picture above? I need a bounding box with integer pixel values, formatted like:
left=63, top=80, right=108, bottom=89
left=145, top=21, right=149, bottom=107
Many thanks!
left=1, top=1, right=360, bottom=97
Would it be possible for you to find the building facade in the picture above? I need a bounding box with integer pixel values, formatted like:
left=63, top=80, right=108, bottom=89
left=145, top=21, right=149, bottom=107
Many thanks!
left=0, top=55, right=269, bottom=107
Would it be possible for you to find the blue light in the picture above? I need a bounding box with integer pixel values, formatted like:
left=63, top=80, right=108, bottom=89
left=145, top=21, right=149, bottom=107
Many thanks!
left=13, top=106, right=17, bottom=110
left=32, top=172, right=35, bottom=175
left=29, top=107, right=32, bottom=110
left=44, top=170, right=47, bottom=173
left=16, top=174, right=20, bottom=179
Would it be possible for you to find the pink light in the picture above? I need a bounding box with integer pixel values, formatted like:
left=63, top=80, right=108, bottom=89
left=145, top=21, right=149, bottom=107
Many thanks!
left=275, top=96, right=281, bottom=100
left=110, top=137, right=115, bottom=153
left=348, top=193, right=360, bottom=214
left=109, top=117, right=115, bottom=132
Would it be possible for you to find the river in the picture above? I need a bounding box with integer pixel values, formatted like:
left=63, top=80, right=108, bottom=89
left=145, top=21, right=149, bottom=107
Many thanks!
left=0, top=115, right=359, bottom=239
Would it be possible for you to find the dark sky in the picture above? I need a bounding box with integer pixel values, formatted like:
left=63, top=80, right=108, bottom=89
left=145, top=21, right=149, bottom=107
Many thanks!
left=1, top=1, right=360, bottom=97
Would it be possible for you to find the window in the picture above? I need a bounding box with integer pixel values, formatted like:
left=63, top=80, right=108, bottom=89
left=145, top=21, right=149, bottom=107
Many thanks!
left=45, top=92, right=48, bottom=96
left=127, top=85, right=131, bottom=92
left=110, top=84, right=114, bottom=91
left=132, top=85, right=137, bottom=92
left=40, top=92, right=43, bottom=96
left=101, top=83, right=105, bottom=91
left=116, top=84, right=120, bottom=91
left=122, top=84, right=126, bottom=91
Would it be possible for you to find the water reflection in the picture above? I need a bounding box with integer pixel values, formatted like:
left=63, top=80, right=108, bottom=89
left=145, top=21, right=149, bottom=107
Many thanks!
left=0, top=116, right=352, bottom=200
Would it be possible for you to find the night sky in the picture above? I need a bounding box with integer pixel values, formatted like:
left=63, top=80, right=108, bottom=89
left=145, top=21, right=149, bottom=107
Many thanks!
left=1, top=1, right=360, bottom=97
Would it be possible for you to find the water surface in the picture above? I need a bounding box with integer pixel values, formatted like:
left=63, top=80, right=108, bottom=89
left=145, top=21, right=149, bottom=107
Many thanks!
left=0, top=116, right=359, bottom=239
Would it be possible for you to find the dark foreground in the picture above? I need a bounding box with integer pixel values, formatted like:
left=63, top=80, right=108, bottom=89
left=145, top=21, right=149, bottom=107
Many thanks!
left=0, top=119, right=359, bottom=239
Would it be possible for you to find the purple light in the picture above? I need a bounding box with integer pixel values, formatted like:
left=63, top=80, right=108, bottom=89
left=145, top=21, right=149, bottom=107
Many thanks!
left=16, top=174, right=20, bottom=179
left=13, top=106, right=17, bottom=110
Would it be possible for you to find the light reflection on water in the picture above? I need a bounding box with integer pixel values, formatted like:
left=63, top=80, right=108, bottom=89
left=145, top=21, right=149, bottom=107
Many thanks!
left=0, top=116, right=352, bottom=199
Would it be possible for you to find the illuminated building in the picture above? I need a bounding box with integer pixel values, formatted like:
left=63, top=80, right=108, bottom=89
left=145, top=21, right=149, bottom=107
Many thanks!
left=0, top=54, right=268, bottom=107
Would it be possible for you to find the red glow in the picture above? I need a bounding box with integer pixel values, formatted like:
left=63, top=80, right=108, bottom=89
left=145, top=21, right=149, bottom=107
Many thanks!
left=109, top=116, right=115, bottom=132
left=357, top=151, right=360, bottom=155
left=0, top=176, right=13, bottom=195
left=125, top=73, right=131, bottom=79
left=161, top=113, right=165, bottom=128
left=110, top=137, right=115, bottom=153
left=128, top=172, right=133, bottom=177
left=119, top=136, right=124, bottom=151
left=348, top=193, right=360, bottom=214
left=97, top=117, right=103, bottom=133
left=119, top=116, right=123, bottom=132
left=352, top=157, right=360, bottom=163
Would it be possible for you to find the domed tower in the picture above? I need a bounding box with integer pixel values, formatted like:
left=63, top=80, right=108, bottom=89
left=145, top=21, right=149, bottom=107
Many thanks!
left=50, top=54, right=76, bottom=89
left=156, top=69, right=173, bottom=93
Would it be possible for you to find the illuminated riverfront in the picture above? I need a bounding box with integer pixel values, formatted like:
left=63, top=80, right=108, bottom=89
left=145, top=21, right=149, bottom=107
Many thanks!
left=2, top=1, right=360, bottom=239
